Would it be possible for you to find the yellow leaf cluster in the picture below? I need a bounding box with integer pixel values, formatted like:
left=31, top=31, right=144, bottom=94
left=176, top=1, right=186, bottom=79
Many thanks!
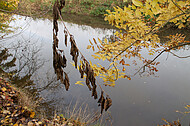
left=87, top=0, right=189, bottom=86
left=0, top=0, right=19, bottom=35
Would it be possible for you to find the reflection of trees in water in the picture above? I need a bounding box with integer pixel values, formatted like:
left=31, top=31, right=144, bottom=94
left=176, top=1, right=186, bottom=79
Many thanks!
left=0, top=39, right=41, bottom=92
left=102, top=29, right=119, bottom=43
left=158, top=27, right=190, bottom=43
left=0, top=35, right=66, bottom=116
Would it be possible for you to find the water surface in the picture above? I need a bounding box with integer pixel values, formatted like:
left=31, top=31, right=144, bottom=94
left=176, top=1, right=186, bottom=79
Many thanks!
left=1, top=15, right=190, bottom=126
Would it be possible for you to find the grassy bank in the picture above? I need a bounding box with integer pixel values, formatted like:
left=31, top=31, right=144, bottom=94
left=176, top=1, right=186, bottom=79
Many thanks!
left=62, top=0, right=128, bottom=16
left=18, top=0, right=129, bottom=17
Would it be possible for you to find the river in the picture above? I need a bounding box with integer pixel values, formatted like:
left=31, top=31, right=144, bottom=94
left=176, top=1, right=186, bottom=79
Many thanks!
left=1, top=14, right=190, bottom=126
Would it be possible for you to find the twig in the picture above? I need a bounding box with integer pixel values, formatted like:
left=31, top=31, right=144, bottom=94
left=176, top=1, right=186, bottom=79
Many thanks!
left=56, top=8, right=87, bottom=63
left=113, top=62, right=118, bottom=81
left=113, top=40, right=138, bottom=61
left=0, top=8, right=18, bottom=13
left=171, top=0, right=185, bottom=14
left=134, top=42, right=190, bottom=76
left=169, top=51, right=190, bottom=58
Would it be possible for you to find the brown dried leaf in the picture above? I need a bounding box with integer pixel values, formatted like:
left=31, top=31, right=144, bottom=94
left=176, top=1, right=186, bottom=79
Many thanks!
left=92, top=84, right=97, bottom=99
left=64, top=29, right=68, bottom=47
left=119, top=59, right=125, bottom=65
left=98, top=91, right=104, bottom=103
left=79, top=65, right=84, bottom=78
left=64, top=72, right=70, bottom=91
left=104, top=97, right=112, bottom=111
left=70, top=36, right=79, bottom=69
left=98, top=91, right=105, bottom=114
left=53, top=33, right=59, bottom=48
left=93, top=38, right=97, bottom=45
left=53, top=2, right=59, bottom=35
left=62, top=54, right=67, bottom=68
left=86, top=78, right=91, bottom=91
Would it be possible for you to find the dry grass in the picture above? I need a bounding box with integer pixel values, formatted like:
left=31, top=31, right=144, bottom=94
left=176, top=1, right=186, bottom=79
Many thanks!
left=61, top=100, right=113, bottom=126
left=18, top=0, right=53, bottom=16
left=11, top=84, right=39, bottom=111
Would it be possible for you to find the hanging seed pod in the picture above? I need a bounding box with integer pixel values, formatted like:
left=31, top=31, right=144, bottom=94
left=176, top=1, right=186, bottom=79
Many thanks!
left=64, top=72, right=70, bottom=91
left=79, top=64, right=84, bottom=78
left=64, top=29, right=68, bottom=47
left=104, top=96, right=112, bottom=111
left=53, top=33, right=59, bottom=48
left=52, top=0, right=113, bottom=113
left=92, top=84, right=97, bottom=99
left=86, top=77, right=91, bottom=91
left=70, top=36, right=79, bottom=69
left=62, top=54, right=67, bottom=68
left=59, top=0, right=65, bottom=10
left=98, top=91, right=105, bottom=114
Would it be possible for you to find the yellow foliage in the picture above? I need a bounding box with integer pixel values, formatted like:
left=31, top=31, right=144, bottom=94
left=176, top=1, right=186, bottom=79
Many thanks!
left=75, top=81, right=85, bottom=86
left=30, top=111, right=35, bottom=118
left=87, top=0, right=190, bottom=86
left=0, top=0, right=19, bottom=34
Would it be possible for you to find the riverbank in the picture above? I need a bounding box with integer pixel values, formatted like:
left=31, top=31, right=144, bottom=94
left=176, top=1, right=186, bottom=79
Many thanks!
left=18, top=0, right=189, bottom=29
left=62, top=0, right=128, bottom=16
left=0, top=76, right=38, bottom=125
left=0, top=47, right=105, bottom=125
left=18, top=0, right=128, bottom=17
left=0, top=76, right=101, bottom=125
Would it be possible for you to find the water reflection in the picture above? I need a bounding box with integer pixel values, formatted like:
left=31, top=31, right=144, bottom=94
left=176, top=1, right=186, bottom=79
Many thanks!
left=1, top=15, right=190, bottom=126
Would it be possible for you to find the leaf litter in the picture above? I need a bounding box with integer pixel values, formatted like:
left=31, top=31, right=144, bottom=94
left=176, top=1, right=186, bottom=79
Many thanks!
left=0, top=77, right=84, bottom=125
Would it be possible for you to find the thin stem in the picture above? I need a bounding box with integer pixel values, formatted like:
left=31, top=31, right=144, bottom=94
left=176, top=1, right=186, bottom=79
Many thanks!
left=134, top=42, right=190, bottom=76
left=169, top=51, right=190, bottom=58
left=171, top=0, right=185, bottom=14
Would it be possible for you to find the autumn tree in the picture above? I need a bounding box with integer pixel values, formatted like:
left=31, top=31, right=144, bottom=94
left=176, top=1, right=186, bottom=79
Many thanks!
left=0, top=0, right=19, bottom=38
left=86, top=0, right=190, bottom=86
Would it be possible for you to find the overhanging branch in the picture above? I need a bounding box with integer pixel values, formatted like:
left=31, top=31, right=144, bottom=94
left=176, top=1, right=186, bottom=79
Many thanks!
left=134, top=42, right=190, bottom=76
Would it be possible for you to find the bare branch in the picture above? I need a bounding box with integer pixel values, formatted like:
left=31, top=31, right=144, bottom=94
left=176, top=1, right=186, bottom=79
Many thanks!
left=169, top=51, right=190, bottom=58
left=0, top=8, right=18, bottom=13
left=134, top=42, right=190, bottom=76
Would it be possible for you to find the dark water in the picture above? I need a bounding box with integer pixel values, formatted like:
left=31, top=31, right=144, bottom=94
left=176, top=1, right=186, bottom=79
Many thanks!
left=1, top=15, right=190, bottom=126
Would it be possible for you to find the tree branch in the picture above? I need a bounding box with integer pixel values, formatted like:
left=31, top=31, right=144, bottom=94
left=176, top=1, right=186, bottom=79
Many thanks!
left=169, top=51, right=190, bottom=58
left=0, top=8, right=18, bottom=13
left=134, top=42, right=190, bottom=76
left=112, top=11, right=189, bottom=62
left=171, top=0, right=185, bottom=14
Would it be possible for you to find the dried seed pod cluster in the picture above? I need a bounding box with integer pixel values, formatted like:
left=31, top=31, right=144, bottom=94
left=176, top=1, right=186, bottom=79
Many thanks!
left=53, top=0, right=69, bottom=91
left=98, top=91, right=112, bottom=114
left=52, top=0, right=112, bottom=113
left=79, top=59, right=97, bottom=99
left=53, top=32, right=69, bottom=90
left=70, top=36, right=79, bottom=69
